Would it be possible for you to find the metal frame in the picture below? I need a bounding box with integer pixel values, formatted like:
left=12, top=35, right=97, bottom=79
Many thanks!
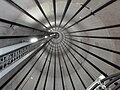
left=34, top=0, right=54, bottom=30
left=64, top=0, right=117, bottom=30
left=5, top=0, right=48, bottom=29
left=0, top=0, right=120, bottom=90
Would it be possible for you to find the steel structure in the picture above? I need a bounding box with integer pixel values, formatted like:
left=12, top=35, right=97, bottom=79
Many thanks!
left=0, top=0, right=120, bottom=90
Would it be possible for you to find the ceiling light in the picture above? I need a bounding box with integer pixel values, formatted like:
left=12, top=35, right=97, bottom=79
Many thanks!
left=79, top=17, right=82, bottom=19
left=44, top=36, right=48, bottom=38
left=30, top=37, right=38, bottom=43
left=30, top=77, right=33, bottom=79
left=40, top=43, right=44, bottom=46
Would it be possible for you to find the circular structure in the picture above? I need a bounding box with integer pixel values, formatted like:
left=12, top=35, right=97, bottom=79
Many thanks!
left=0, top=0, right=120, bottom=90
left=50, top=30, right=65, bottom=45
left=54, top=32, right=59, bottom=39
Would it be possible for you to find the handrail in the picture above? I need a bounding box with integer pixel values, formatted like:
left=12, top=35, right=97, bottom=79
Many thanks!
left=0, top=38, right=47, bottom=71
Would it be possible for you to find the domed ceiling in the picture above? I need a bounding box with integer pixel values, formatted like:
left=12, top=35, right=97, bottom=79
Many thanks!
left=0, top=0, right=120, bottom=90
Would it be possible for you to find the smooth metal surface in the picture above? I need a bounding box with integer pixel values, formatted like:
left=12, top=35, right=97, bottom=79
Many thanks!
left=65, top=0, right=117, bottom=29
left=0, top=0, right=120, bottom=90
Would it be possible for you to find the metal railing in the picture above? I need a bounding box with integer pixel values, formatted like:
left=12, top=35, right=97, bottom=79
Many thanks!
left=87, top=73, right=120, bottom=90
left=0, top=40, right=44, bottom=71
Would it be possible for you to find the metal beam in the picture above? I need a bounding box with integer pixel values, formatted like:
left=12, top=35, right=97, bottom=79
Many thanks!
left=58, top=0, right=72, bottom=29
left=68, top=24, right=120, bottom=33
left=0, top=35, right=46, bottom=39
left=0, top=39, right=50, bottom=89
left=61, top=44, right=87, bottom=89
left=57, top=46, right=65, bottom=90
left=0, top=18, right=51, bottom=34
left=34, top=47, right=51, bottom=90
left=62, top=42, right=95, bottom=81
left=62, top=0, right=91, bottom=29
left=59, top=46, right=76, bottom=90
left=15, top=44, right=48, bottom=90
left=5, top=0, right=48, bottom=29
left=34, top=0, right=54, bottom=30
left=0, top=33, right=55, bottom=39
left=65, top=39, right=120, bottom=70
left=65, top=0, right=117, bottom=29
left=65, top=35, right=120, bottom=40
left=66, top=38, right=120, bottom=55
left=64, top=40, right=108, bottom=77
left=53, top=0, right=56, bottom=28
left=43, top=48, right=53, bottom=90
left=53, top=47, right=56, bottom=90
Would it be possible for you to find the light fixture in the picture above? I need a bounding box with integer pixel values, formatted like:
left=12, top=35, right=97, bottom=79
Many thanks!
left=79, top=17, right=82, bottom=19
left=30, top=77, right=33, bottom=79
left=50, top=33, right=56, bottom=36
left=44, top=36, right=48, bottom=38
left=40, top=43, right=44, bottom=46
left=30, top=37, right=38, bottom=43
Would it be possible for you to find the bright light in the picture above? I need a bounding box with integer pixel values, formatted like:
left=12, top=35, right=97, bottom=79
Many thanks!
left=79, top=17, right=82, bottom=19
left=31, top=77, right=33, bottom=79
left=30, top=37, right=38, bottom=43
left=50, top=34, right=55, bottom=36
left=40, top=43, right=44, bottom=46
left=44, top=36, right=48, bottom=38
left=99, top=75, right=105, bottom=79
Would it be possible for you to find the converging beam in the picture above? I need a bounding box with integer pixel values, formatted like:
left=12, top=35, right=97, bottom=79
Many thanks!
left=57, top=46, right=65, bottom=90
left=62, top=42, right=95, bottom=81
left=59, top=46, right=76, bottom=90
left=65, top=0, right=117, bottom=30
left=58, top=0, right=72, bottom=29
left=5, top=0, right=48, bottom=29
left=64, top=41, right=108, bottom=77
left=66, top=38, right=120, bottom=55
left=53, top=0, right=56, bottom=28
left=0, top=39, right=50, bottom=89
left=65, top=39, right=120, bottom=70
left=61, top=44, right=87, bottom=89
left=0, top=35, right=46, bottom=39
left=68, top=24, right=120, bottom=33
left=34, top=47, right=51, bottom=90
left=0, top=18, right=51, bottom=34
left=62, top=0, right=91, bottom=29
left=53, top=47, right=56, bottom=90
left=34, top=0, right=54, bottom=30
left=65, top=35, right=120, bottom=40
left=15, top=44, right=48, bottom=90
left=43, top=48, right=53, bottom=90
